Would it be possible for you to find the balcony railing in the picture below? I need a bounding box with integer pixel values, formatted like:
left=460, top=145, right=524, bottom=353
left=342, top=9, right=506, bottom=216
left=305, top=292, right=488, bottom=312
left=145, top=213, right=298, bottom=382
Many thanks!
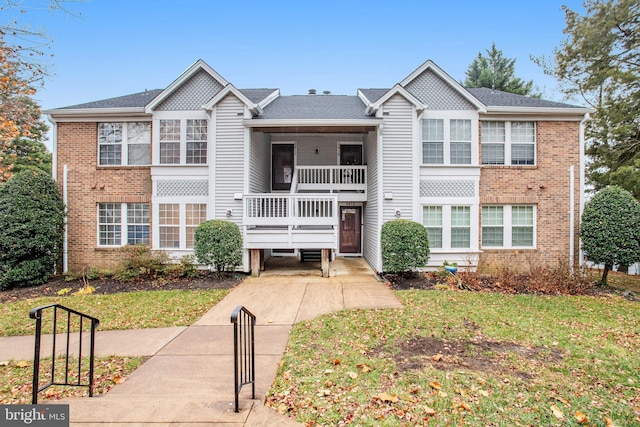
left=244, top=194, right=338, bottom=227
left=296, top=166, right=366, bottom=193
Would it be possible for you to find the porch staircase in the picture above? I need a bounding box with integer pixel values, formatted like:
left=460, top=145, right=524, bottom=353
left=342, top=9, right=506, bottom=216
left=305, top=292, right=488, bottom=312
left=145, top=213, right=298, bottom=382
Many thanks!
left=300, top=249, right=322, bottom=262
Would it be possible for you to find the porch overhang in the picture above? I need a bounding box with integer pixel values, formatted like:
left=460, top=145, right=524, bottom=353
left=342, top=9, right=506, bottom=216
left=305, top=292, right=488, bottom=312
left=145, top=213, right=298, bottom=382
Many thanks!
left=243, top=119, right=382, bottom=133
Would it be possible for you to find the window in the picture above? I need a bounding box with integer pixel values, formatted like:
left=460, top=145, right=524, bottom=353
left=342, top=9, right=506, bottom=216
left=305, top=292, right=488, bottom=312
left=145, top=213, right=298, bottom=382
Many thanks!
left=422, top=119, right=444, bottom=164
left=185, top=203, right=207, bottom=248
left=422, top=118, right=473, bottom=165
left=186, top=120, right=208, bottom=164
left=98, top=122, right=150, bottom=166
left=481, top=205, right=535, bottom=248
left=159, top=204, right=180, bottom=248
left=158, top=203, right=208, bottom=249
left=481, top=121, right=535, bottom=165
left=423, top=205, right=472, bottom=250
left=98, top=203, right=149, bottom=246
left=159, top=118, right=208, bottom=165
left=451, top=206, right=471, bottom=248
left=159, top=120, right=181, bottom=164
left=422, top=206, right=443, bottom=248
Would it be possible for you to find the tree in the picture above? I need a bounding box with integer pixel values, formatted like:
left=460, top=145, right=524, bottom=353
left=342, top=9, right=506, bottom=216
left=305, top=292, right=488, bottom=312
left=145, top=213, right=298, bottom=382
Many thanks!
left=0, top=96, right=51, bottom=181
left=464, top=43, right=540, bottom=97
left=381, top=219, right=430, bottom=274
left=194, top=220, right=243, bottom=275
left=534, top=0, right=640, bottom=197
left=0, top=170, right=65, bottom=289
left=580, top=186, right=640, bottom=285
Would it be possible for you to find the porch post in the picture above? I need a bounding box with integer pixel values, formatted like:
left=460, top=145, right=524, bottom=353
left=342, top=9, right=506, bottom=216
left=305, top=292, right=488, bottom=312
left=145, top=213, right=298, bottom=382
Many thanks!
left=321, top=249, right=330, bottom=278
left=250, top=249, right=261, bottom=277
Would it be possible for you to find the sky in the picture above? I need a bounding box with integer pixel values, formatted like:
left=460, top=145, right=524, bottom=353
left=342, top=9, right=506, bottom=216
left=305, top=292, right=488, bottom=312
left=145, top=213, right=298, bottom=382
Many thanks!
left=6, top=0, right=587, bottom=135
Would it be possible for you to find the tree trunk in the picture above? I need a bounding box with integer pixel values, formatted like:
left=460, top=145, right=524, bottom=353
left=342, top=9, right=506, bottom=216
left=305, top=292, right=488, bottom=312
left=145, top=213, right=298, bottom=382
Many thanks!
left=616, top=264, right=629, bottom=274
left=601, top=264, right=612, bottom=285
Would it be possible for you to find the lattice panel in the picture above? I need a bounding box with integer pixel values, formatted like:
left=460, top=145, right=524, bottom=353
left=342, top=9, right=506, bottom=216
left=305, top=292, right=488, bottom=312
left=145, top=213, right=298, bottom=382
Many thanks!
left=156, top=180, right=209, bottom=197
left=420, top=180, right=475, bottom=197
left=405, top=70, right=475, bottom=110
left=156, top=69, right=224, bottom=111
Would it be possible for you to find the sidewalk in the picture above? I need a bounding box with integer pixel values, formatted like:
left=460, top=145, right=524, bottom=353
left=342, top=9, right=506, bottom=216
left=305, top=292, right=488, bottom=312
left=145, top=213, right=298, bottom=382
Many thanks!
left=0, top=257, right=403, bottom=426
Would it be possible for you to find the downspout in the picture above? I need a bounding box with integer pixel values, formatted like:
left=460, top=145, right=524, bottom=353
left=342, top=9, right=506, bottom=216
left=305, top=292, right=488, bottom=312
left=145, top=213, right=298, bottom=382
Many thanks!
left=569, top=165, right=575, bottom=272
left=63, top=164, right=68, bottom=273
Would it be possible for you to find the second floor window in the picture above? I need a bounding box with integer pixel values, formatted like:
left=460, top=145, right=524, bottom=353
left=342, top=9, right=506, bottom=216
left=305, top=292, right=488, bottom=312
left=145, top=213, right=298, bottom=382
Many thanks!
left=481, top=121, right=536, bottom=166
left=98, top=122, right=150, bottom=166
left=159, top=119, right=208, bottom=165
left=422, top=119, right=472, bottom=165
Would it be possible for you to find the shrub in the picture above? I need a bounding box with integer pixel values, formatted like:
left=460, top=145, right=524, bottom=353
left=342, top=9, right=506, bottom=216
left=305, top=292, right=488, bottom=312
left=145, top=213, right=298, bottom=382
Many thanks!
left=194, top=220, right=242, bottom=275
left=0, top=170, right=65, bottom=289
left=581, top=186, right=640, bottom=285
left=381, top=219, right=430, bottom=274
left=113, top=244, right=174, bottom=281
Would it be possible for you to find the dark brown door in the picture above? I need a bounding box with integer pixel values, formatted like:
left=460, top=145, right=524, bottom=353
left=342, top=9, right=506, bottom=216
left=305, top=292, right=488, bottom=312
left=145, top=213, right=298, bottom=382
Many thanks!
left=272, top=144, right=295, bottom=190
left=340, top=207, right=361, bottom=253
left=340, top=144, right=363, bottom=165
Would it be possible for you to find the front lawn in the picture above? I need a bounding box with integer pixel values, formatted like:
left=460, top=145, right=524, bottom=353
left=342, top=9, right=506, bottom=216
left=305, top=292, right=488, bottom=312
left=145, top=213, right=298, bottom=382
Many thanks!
left=267, top=290, right=640, bottom=426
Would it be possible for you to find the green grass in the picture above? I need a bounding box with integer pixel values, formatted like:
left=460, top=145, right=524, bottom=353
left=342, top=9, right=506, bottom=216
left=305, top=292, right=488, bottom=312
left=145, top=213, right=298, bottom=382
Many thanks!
left=0, top=289, right=229, bottom=337
left=267, top=290, right=640, bottom=426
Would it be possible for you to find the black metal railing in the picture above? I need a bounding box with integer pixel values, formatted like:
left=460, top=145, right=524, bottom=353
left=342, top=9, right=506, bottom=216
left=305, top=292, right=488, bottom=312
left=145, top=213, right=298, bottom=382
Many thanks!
left=29, top=303, right=100, bottom=404
left=230, top=305, right=256, bottom=412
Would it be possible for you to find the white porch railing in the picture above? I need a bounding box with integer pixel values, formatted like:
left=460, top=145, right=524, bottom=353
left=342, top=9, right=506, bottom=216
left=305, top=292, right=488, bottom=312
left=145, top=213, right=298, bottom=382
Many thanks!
left=243, top=194, right=339, bottom=249
left=296, top=166, right=366, bottom=193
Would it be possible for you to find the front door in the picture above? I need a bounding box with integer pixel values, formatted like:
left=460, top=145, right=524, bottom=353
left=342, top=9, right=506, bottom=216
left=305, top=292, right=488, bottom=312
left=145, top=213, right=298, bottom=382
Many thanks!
left=272, top=144, right=295, bottom=191
left=340, top=206, right=361, bottom=254
left=340, top=144, right=363, bottom=165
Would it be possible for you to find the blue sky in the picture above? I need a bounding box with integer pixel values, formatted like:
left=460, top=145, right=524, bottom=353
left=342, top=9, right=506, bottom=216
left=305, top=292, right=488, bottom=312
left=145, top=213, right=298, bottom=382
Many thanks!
left=11, top=0, right=586, bottom=112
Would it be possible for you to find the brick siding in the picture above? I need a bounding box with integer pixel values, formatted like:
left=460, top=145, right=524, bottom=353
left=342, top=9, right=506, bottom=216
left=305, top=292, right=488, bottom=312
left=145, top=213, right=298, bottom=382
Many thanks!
left=56, top=122, right=152, bottom=272
left=478, top=121, right=581, bottom=271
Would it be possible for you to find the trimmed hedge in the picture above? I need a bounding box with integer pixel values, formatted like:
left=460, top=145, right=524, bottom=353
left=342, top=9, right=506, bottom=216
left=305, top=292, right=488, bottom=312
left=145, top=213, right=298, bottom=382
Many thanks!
left=381, top=219, right=430, bottom=274
left=194, top=220, right=243, bottom=274
left=0, top=171, right=65, bottom=289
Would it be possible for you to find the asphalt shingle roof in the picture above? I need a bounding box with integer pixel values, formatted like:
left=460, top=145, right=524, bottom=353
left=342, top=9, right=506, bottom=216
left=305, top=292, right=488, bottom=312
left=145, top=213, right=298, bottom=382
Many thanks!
left=58, top=89, right=164, bottom=109
left=257, top=95, right=373, bottom=120
left=239, top=89, right=277, bottom=104
left=358, top=89, right=389, bottom=104
left=466, top=88, right=583, bottom=109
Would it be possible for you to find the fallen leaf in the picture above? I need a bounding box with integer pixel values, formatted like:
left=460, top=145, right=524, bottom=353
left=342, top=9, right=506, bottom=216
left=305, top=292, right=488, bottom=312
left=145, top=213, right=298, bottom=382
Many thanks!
left=478, top=390, right=490, bottom=397
left=357, top=363, right=371, bottom=373
left=276, top=404, right=288, bottom=414
left=324, top=369, right=334, bottom=375
left=423, top=406, right=436, bottom=416
left=316, top=389, right=331, bottom=397
left=0, top=361, right=9, bottom=366
left=459, top=402, right=472, bottom=411
left=574, top=411, right=588, bottom=424
left=550, top=404, right=565, bottom=420
left=554, top=396, right=571, bottom=406
left=432, top=354, right=443, bottom=362
left=374, top=392, right=399, bottom=403
left=604, top=418, right=617, bottom=427
left=347, top=371, right=358, bottom=379
left=113, top=376, right=125, bottom=384
left=14, top=361, right=29, bottom=368
left=429, top=381, right=442, bottom=390
left=333, top=359, right=341, bottom=365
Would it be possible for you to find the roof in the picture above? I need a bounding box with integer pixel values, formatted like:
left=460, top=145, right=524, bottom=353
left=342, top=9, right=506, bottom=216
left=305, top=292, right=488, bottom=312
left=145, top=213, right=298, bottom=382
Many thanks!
left=466, top=88, right=583, bottom=109
left=58, top=89, right=164, bottom=109
left=257, top=95, right=373, bottom=120
left=358, top=89, right=389, bottom=104
left=239, top=89, right=278, bottom=104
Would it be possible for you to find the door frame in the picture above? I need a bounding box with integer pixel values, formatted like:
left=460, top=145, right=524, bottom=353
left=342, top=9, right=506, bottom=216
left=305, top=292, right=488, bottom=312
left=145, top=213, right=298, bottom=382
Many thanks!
left=338, top=205, right=362, bottom=255
left=271, top=142, right=296, bottom=191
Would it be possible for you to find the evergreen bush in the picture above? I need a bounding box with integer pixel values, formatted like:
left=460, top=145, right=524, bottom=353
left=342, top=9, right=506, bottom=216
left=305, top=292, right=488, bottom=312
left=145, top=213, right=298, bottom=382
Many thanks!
left=381, top=219, right=430, bottom=274
left=194, top=220, right=242, bottom=275
left=0, top=171, right=65, bottom=289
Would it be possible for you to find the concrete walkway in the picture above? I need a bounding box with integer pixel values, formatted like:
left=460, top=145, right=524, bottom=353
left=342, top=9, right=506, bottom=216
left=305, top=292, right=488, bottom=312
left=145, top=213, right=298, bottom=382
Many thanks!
left=1, top=257, right=403, bottom=426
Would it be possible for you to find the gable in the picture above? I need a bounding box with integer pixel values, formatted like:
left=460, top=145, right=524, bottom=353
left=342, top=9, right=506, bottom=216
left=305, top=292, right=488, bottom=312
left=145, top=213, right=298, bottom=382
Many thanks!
left=156, top=69, right=225, bottom=111
left=404, top=69, right=476, bottom=110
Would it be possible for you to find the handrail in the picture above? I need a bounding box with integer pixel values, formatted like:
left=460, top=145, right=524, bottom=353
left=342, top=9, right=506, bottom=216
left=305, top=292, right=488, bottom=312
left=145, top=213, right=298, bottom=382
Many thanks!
left=230, top=305, right=256, bottom=412
left=29, top=303, right=100, bottom=404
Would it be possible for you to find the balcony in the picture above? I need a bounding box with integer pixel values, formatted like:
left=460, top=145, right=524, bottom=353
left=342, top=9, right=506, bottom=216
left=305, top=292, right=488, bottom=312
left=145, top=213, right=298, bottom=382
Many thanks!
left=243, top=194, right=338, bottom=249
left=295, top=166, right=367, bottom=201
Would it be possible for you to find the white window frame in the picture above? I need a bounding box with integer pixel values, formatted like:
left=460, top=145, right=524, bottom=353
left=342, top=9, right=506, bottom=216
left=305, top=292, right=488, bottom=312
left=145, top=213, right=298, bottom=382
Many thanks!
left=98, top=122, right=151, bottom=166
left=421, top=112, right=478, bottom=166
left=97, top=203, right=150, bottom=247
left=156, top=202, right=208, bottom=250
left=481, top=121, right=536, bottom=166
left=154, top=113, right=209, bottom=166
left=481, top=205, right=536, bottom=249
left=422, top=204, right=476, bottom=251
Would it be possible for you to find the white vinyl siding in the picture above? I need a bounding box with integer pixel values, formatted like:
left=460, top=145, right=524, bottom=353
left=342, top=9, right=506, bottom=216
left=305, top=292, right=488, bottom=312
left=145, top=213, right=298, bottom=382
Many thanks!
left=214, top=95, right=245, bottom=222
left=481, top=205, right=535, bottom=248
left=382, top=95, right=414, bottom=221
left=362, top=131, right=379, bottom=270
left=249, top=131, right=271, bottom=193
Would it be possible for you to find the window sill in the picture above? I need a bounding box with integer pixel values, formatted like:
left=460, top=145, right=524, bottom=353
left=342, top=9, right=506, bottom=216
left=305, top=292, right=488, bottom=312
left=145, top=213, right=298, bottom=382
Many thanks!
left=480, top=247, right=537, bottom=252
left=97, top=165, right=151, bottom=170
left=481, top=165, right=538, bottom=170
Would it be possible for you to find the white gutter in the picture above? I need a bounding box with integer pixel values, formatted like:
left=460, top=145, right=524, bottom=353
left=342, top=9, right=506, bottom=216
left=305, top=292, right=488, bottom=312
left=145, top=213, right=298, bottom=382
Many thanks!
left=242, top=119, right=383, bottom=128
left=63, top=165, right=68, bottom=273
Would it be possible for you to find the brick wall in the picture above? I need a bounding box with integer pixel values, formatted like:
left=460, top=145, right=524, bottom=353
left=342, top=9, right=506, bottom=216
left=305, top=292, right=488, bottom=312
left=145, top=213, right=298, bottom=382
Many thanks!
left=478, top=121, right=582, bottom=272
left=56, top=122, right=152, bottom=272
